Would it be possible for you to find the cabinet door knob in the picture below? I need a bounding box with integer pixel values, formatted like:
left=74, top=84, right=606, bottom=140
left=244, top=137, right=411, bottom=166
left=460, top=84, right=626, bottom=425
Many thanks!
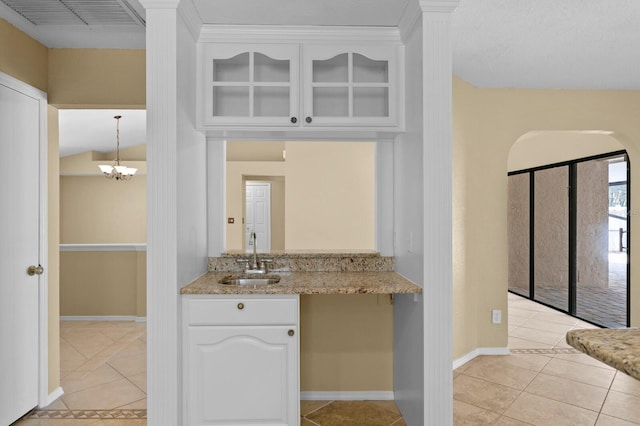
left=290, top=117, right=297, bottom=124
left=288, top=329, right=295, bottom=336
left=237, top=303, right=244, bottom=310
left=305, top=116, right=312, bottom=124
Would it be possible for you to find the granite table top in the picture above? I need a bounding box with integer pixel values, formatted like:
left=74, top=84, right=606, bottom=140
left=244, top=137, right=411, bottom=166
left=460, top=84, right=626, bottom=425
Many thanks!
left=566, top=328, right=640, bottom=380
left=180, top=271, right=422, bottom=295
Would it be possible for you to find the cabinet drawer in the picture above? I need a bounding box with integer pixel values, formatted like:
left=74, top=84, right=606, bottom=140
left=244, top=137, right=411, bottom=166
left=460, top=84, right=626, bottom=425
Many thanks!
left=185, top=296, right=298, bottom=326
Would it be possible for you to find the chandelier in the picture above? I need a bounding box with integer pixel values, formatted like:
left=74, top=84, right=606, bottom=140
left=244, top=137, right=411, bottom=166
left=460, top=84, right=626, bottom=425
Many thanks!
left=98, top=115, right=137, bottom=181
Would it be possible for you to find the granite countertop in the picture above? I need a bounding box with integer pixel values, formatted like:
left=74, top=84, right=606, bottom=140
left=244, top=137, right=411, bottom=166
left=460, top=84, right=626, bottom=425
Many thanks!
left=180, top=271, right=422, bottom=295
left=566, top=328, right=640, bottom=380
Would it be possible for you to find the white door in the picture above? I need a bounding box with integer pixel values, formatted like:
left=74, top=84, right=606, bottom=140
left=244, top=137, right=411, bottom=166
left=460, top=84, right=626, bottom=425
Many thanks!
left=245, top=182, right=271, bottom=252
left=0, top=77, right=45, bottom=424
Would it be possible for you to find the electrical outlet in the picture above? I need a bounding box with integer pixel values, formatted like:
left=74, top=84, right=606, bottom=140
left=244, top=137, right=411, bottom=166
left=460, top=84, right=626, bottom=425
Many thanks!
left=492, top=309, right=502, bottom=324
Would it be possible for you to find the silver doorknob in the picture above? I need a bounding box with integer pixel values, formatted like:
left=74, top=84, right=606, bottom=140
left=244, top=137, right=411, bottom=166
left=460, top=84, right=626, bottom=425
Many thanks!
left=27, top=265, right=44, bottom=276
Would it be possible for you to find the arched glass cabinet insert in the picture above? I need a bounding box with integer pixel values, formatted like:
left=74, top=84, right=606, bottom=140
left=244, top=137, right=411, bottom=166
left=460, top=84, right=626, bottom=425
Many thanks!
left=203, top=44, right=300, bottom=126
left=304, top=46, right=398, bottom=127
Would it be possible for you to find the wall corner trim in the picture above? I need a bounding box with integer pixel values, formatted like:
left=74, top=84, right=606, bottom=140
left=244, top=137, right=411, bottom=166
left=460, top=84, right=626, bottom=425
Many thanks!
left=452, top=347, right=511, bottom=370
left=43, top=387, right=64, bottom=408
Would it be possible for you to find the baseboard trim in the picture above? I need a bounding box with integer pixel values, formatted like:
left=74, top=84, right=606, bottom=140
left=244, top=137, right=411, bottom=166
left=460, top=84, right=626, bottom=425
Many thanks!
left=453, top=347, right=510, bottom=370
left=43, top=387, right=64, bottom=407
left=300, top=391, right=394, bottom=401
left=61, top=316, right=147, bottom=322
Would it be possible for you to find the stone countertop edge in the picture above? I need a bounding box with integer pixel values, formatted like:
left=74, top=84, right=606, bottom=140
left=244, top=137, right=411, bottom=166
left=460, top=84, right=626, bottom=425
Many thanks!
left=566, top=328, right=640, bottom=381
left=220, top=250, right=381, bottom=258
left=180, top=271, right=422, bottom=295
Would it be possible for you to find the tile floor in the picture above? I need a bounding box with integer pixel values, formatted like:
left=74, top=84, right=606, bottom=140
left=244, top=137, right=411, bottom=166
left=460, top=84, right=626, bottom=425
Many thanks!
left=453, top=292, right=640, bottom=425
left=14, top=293, right=640, bottom=425
left=14, top=320, right=147, bottom=425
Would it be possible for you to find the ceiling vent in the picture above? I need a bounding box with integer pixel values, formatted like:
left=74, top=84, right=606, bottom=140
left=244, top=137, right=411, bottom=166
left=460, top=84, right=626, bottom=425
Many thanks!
left=0, top=0, right=145, bottom=27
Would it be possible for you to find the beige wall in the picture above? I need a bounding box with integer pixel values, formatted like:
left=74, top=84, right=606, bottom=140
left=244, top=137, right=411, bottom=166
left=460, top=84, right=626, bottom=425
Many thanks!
left=59, top=151, right=147, bottom=318
left=300, top=295, right=393, bottom=391
left=60, top=176, right=146, bottom=243
left=0, top=18, right=48, bottom=92
left=226, top=141, right=376, bottom=251
left=48, top=49, right=145, bottom=108
left=285, top=142, right=375, bottom=250
left=508, top=131, right=625, bottom=172
left=60, top=251, right=146, bottom=317
left=47, top=106, right=60, bottom=394
left=453, top=77, right=640, bottom=359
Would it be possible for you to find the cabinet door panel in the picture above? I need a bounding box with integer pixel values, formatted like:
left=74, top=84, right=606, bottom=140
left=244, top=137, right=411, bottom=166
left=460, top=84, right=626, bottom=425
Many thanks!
left=187, top=326, right=298, bottom=426
left=303, top=45, right=398, bottom=127
left=199, top=43, right=300, bottom=127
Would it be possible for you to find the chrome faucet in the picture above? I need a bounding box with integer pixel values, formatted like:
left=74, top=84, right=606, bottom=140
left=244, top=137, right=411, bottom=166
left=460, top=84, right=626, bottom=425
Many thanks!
left=237, top=232, right=272, bottom=274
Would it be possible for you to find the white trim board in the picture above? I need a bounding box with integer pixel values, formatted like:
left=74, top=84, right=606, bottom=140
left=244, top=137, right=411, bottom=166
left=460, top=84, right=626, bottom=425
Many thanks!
left=300, top=391, right=394, bottom=401
left=43, top=387, right=64, bottom=408
left=453, top=347, right=510, bottom=370
left=61, top=316, right=147, bottom=322
left=59, top=243, right=147, bottom=252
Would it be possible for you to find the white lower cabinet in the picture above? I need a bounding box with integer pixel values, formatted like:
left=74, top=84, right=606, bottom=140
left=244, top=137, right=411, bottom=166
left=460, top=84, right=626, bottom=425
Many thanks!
left=183, top=295, right=300, bottom=426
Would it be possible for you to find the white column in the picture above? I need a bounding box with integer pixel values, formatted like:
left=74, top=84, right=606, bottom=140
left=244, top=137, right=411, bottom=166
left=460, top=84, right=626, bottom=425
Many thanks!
left=208, top=139, right=226, bottom=257
left=420, top=1, right=459, bottom=425
left=376, top=139, right=395, bottom=256
left=139, top=0, right=180, bottom=424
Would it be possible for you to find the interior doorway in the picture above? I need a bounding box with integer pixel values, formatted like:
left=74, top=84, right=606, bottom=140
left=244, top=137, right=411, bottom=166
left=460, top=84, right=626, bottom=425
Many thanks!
left=508, top=151, right=630, bottom=328
left=245, top=181, right=271, bottom=252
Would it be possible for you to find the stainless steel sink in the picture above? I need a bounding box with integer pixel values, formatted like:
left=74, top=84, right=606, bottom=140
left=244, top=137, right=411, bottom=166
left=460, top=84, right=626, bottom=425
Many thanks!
left=218, top=274, right=281, bottom=286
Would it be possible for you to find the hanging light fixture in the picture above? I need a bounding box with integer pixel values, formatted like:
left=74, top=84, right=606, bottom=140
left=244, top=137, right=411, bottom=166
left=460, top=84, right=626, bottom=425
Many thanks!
left=98, top=115, right=137, bottom=181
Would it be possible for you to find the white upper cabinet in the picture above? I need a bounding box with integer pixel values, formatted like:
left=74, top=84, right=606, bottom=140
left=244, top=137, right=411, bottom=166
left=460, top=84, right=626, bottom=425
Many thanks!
left=196, top=27, right=404, bottom=131
left=198, top=43, right=300, bottom=127
left=302, top=45, right=398, bottom=127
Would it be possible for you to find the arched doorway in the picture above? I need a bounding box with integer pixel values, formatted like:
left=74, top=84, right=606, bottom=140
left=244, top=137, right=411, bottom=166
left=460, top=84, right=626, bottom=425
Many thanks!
left=507, top=131, right=629, bottom=328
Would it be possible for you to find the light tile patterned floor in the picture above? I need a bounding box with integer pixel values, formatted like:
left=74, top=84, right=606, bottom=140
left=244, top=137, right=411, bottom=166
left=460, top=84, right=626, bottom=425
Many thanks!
left=453, top=292, right=640, bottom=425
left=14, top=320, right=147, bottom=425
left=13, top=294, right=640, bottom=425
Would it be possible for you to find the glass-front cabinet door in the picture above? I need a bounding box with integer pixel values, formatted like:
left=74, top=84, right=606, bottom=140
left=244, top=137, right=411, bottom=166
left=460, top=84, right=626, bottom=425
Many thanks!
left=302, top=45, right=398, bottom=127
left=200, top=44, right=299, bottom=126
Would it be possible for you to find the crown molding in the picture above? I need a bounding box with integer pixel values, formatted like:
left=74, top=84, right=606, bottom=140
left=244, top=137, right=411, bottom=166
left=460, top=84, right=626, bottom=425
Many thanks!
left=399, top=0, right=460, bottom=42
left=419, top=0, right=460, bottom=13
left=398, top=0, right=421, bottom=42
left=198, top=25, right=402, bottom=44
left=138, top=0, right=180, bottom=9
left=177, top=0, right=202, bottom=40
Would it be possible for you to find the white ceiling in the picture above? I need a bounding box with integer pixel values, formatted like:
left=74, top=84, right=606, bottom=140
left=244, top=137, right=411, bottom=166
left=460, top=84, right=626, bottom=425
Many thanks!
left=59, top=110, right=147, bottom=157
left=453, top=0, right=640, bottom=90
left=3, top=0, right=640, bottom=156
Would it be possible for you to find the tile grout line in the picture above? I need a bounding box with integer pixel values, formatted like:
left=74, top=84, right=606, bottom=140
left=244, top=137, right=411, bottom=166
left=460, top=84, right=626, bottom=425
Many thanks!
left=301, top=400, right=335, bottom=418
